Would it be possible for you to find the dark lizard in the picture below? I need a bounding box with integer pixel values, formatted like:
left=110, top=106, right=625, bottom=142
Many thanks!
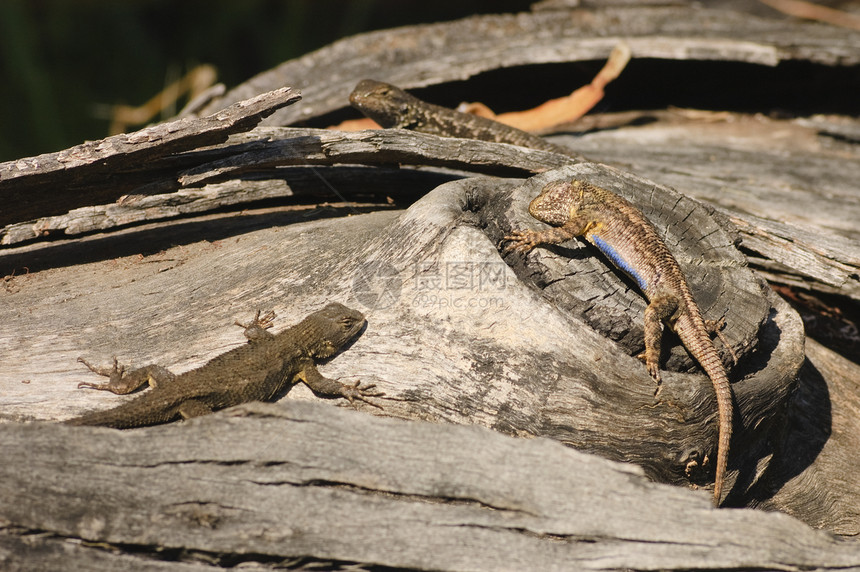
left=66, top=302, right=382, bottom=428
left=504, top=179, right=734, bottom=507
left=349, top=79, right=579, bottom=159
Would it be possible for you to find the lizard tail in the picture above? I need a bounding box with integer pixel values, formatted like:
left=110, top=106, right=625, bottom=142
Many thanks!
left=677, top=314, right=733, bottom=507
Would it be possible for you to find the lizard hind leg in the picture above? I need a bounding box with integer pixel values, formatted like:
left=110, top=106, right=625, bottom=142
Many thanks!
left=77, top=357, right=174, bottom=395
left=642, top=294, right=680, bottom=390
left=178, top=399, right=214, bottom=419
left=705, top=317, right=738, bottom=365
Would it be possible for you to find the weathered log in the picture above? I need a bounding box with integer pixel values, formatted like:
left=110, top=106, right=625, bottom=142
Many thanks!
left=2, top=400, right=859, bottom=571
left=1, top=3, right=858, bottom=567
left=0, top=169, right=814, bottom=513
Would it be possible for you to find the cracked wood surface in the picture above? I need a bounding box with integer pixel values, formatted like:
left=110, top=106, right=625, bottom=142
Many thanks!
left=3, top=401, right=860, bottom=571
left=3, top=171, right=857, bottom=540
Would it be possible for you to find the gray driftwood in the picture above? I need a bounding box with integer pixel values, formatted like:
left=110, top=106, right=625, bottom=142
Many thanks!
left=196, top=4, right=860, bottom=126
left=1, top=2, right=859, bottom=568
left=3, top=400, right=860, bottom=571
left=2, top=168, right=858, bottom=538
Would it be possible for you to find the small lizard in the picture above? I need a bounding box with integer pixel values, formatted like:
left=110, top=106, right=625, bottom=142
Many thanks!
left=504, top=179, right=734, bottom=507
left=349, top=79, right=578, bottom=159
left=67, top=302, right=382, bottom=428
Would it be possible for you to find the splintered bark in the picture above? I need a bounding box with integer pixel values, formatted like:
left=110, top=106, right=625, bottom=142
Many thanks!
left=0, top=87, right=301, bottom=228
left=0, top=127, right=569, bottom=246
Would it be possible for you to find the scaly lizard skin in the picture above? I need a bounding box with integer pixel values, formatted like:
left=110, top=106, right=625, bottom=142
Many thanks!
left=349, top=79, right=578, bottom=158
left=505, top=180, right=734, bottom=507
left=67, top=302, right=382, bottom=428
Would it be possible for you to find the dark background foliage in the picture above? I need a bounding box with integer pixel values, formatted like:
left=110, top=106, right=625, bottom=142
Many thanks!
left=0, top=0, right=531, bottom=162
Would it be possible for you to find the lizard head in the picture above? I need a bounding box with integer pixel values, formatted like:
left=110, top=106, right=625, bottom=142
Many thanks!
left=349, top=79, right=417, bottom=129
left=307, top=302, right=367, bottom=359
left=528, top=179, right=585, bottom=227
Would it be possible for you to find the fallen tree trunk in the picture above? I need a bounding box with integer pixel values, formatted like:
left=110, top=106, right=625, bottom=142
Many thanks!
left=3, top=400, right=859, bottom=571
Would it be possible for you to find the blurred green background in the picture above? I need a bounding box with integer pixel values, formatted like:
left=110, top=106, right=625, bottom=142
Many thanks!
left=0, top=0, right=531, bottom=162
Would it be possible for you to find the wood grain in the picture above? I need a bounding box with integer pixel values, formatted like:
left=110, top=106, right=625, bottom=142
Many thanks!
left=2, top=401, right=859, bottom=571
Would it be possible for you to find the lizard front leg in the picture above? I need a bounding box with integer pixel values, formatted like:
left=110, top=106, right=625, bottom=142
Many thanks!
left=77, top=357, right=175, bottom=394
left=296, top=362, right=385, bottom=409
left=236, top=309, right=276, bottom=343
left=503, top=226, right=578, bottom=254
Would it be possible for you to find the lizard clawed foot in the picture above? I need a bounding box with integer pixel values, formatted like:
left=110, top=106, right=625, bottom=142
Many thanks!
left=341, top=380, right=386, bottom=410
left=237, top=310, right=277, bottom=343
left=500, top=229, right=539, bottom=255
left=76, top=356, right=126, bottom=391
left=236, top=309, right=276, bottom=331
left=636, top=352, right=663, bottom=395
left=706, top=317, right=738, bottom=365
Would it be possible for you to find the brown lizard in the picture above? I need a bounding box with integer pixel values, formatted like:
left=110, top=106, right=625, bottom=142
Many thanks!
left=67, top=302, right=382, bottom=428
left=504, top=179, right=735, bottom=507
left=348, top=79, right=579, bottom=159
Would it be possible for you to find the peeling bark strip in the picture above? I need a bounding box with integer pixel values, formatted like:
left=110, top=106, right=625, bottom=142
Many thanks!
left=0, top=87, right=301, bottom=227
left=178, top=127, right=571, bottom=188
left=0, top=166, right=446, bottom=246
left=0, top=127, right=569, bottom=246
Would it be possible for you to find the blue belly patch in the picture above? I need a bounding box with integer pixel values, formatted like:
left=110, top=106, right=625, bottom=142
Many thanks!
left=590, top=235, right=649, bottom=291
